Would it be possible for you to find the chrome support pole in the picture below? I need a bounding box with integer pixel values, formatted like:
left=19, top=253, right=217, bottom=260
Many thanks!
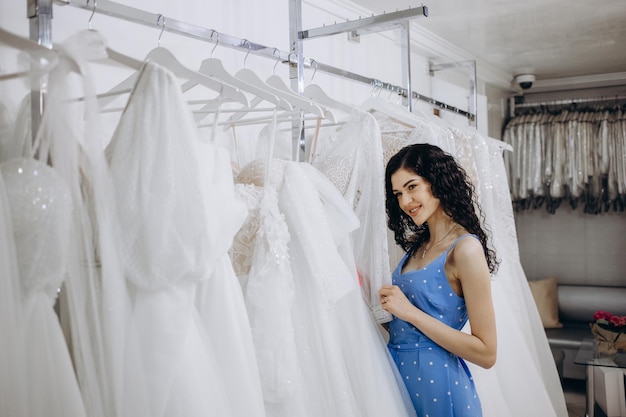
left=27, top=0, right=53, bottom=142
left=468, top=59, right=477, bottom=127
left=430, top=60, right=477, bottom=126
left=288, top=0, right=305, bottom=161
left=400, top=21, right=412, bottom=112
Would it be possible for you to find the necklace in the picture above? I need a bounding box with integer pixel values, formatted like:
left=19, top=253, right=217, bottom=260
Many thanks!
left=421, top=225, right=458, bottom=259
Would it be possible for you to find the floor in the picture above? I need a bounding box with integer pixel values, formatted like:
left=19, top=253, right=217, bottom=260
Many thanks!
left=564, top=378, right=609, bottom=417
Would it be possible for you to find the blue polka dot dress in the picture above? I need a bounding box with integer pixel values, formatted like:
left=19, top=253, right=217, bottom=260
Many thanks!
left=387, top=235, right=482, bottom=417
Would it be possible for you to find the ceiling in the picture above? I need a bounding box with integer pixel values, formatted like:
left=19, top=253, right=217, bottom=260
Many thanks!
left=351, top=0, right=626, bottom=93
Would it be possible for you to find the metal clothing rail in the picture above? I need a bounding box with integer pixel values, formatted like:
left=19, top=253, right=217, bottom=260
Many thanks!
left=52, top=0, right=294, bottom=64
left=514, top=94, right=626, bottom=109
left=510, top=94, right=626, bottom=117
left=310, top=60, right=474, bottom=121
left=27, top=0, right=474, bottom=134
left=54, top=0, right=470, bottom=116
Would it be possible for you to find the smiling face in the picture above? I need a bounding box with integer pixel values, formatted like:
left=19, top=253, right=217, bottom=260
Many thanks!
left=390, top=167, right=441, bottom=226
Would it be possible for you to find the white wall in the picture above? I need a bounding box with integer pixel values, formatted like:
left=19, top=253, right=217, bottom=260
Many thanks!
left=515, top=206, right=626, bottom=286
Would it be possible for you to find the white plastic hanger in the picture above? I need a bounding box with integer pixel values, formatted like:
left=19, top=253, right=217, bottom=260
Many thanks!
left=97, top=21, right=248, bottom=109
left=79, top=6, right=236, bottom=107
left=236, top=69, right=324, bottom=116
left=82, top=2, right=143, bottom=71
left=98, top=47, right=249, bottom=108
left=219, top=47, right=326, bottom=129
left=0, top=28, right=58, bottom=81
left=265, top=73, right=336, bottom=123
left=304, top=84, right=353, bottom=116
left=102, top=43, right=143, bottom=70
left=235, top=45, right=324, bottom=117
left=0, top=28, right=57, bottom=58
left=180, top=32, right=287, bottom=113
left=66, top=28, right=143, bottom=72
left=184, top=57, right=286, bottom=108
left=301, top=59, right=352, bottom=118
left=360, top=90, right=420, bottom=128
left=0, top=27, right=139, bottom=84
left=199, top=110, right=322, bottom=129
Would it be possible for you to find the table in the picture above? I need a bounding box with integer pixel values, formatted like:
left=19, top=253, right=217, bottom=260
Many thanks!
left=574, top=337, right=626, bottom=417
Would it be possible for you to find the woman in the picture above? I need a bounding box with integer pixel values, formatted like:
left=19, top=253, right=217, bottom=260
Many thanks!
left=379, top=143, right=498, bottom=417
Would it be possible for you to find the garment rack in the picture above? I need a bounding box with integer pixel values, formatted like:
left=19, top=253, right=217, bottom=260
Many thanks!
left=27, top=0, right=475, bottom=136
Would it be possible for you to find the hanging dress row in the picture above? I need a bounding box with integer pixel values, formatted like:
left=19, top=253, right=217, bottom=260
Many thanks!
left=222, top=80, right=570, bottom=417
left=0, top=27, right=415, bottom=417
left=503, top=106, right=626, bottom=214
left=1, top=25, right=568, bottom=417
left=0, top=29, right=266, bottom=417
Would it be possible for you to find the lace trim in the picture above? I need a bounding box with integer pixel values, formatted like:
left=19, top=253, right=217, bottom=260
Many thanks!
left=230, top=183, right=263, bottom=277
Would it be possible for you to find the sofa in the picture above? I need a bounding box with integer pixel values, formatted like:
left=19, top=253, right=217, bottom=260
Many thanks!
left=528, top=278, right=626, bottom=380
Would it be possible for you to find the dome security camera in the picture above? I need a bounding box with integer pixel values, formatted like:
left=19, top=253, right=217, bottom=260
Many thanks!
left=515, top=73, right=536, bottom=90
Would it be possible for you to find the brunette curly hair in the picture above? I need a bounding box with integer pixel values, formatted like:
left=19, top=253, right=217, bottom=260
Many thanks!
left=385, top=143, right=499, bottom=274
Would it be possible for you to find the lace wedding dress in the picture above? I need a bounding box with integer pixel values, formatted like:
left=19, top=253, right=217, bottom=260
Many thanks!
left=231, top=155, right=416, bottom=417
left=311, top=109, right=392, bottom=323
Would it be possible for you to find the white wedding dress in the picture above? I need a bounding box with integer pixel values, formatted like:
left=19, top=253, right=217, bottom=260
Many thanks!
left=0, top=168, right=35, bottom=417
left=106, top=60, right=264, bottom=417
left=311, top=109, right=393, bottom=323
left=0, top=30, right=136, bottom=417
left=1, top=157, right=86, bottom=417
left=193, top=139, right=266, bottom=417
left=232, top=153, right=416, bottom=417
left=464, top=131, right=568, bottom=417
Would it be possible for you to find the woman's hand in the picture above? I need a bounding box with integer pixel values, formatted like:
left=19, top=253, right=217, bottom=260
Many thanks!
left=378, top=285, right=416, bottom=322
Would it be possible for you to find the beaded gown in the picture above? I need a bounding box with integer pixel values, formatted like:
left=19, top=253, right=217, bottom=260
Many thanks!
left=0, top=158, right=86, bottom=417
left=0, top=169, right=29, bottom=417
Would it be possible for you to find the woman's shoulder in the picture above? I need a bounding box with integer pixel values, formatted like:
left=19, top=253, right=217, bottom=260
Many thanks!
left=448, top=233, right=482, bottom=257
left=446, top=233, right=489, bottom=281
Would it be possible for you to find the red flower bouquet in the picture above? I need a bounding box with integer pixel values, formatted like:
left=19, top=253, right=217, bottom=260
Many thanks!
left=591, top=310, right=626, bottom=354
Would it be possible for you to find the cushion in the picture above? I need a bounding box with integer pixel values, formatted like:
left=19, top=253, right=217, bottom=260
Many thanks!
left=557, top=285, right=626, bottom=322
left=528, top=277, right=563, bottom=329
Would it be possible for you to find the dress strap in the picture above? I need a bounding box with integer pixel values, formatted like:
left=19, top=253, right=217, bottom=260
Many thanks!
left=444, top=233, right=479, bottom=255
left=263, top=108, right=279, bottom=186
